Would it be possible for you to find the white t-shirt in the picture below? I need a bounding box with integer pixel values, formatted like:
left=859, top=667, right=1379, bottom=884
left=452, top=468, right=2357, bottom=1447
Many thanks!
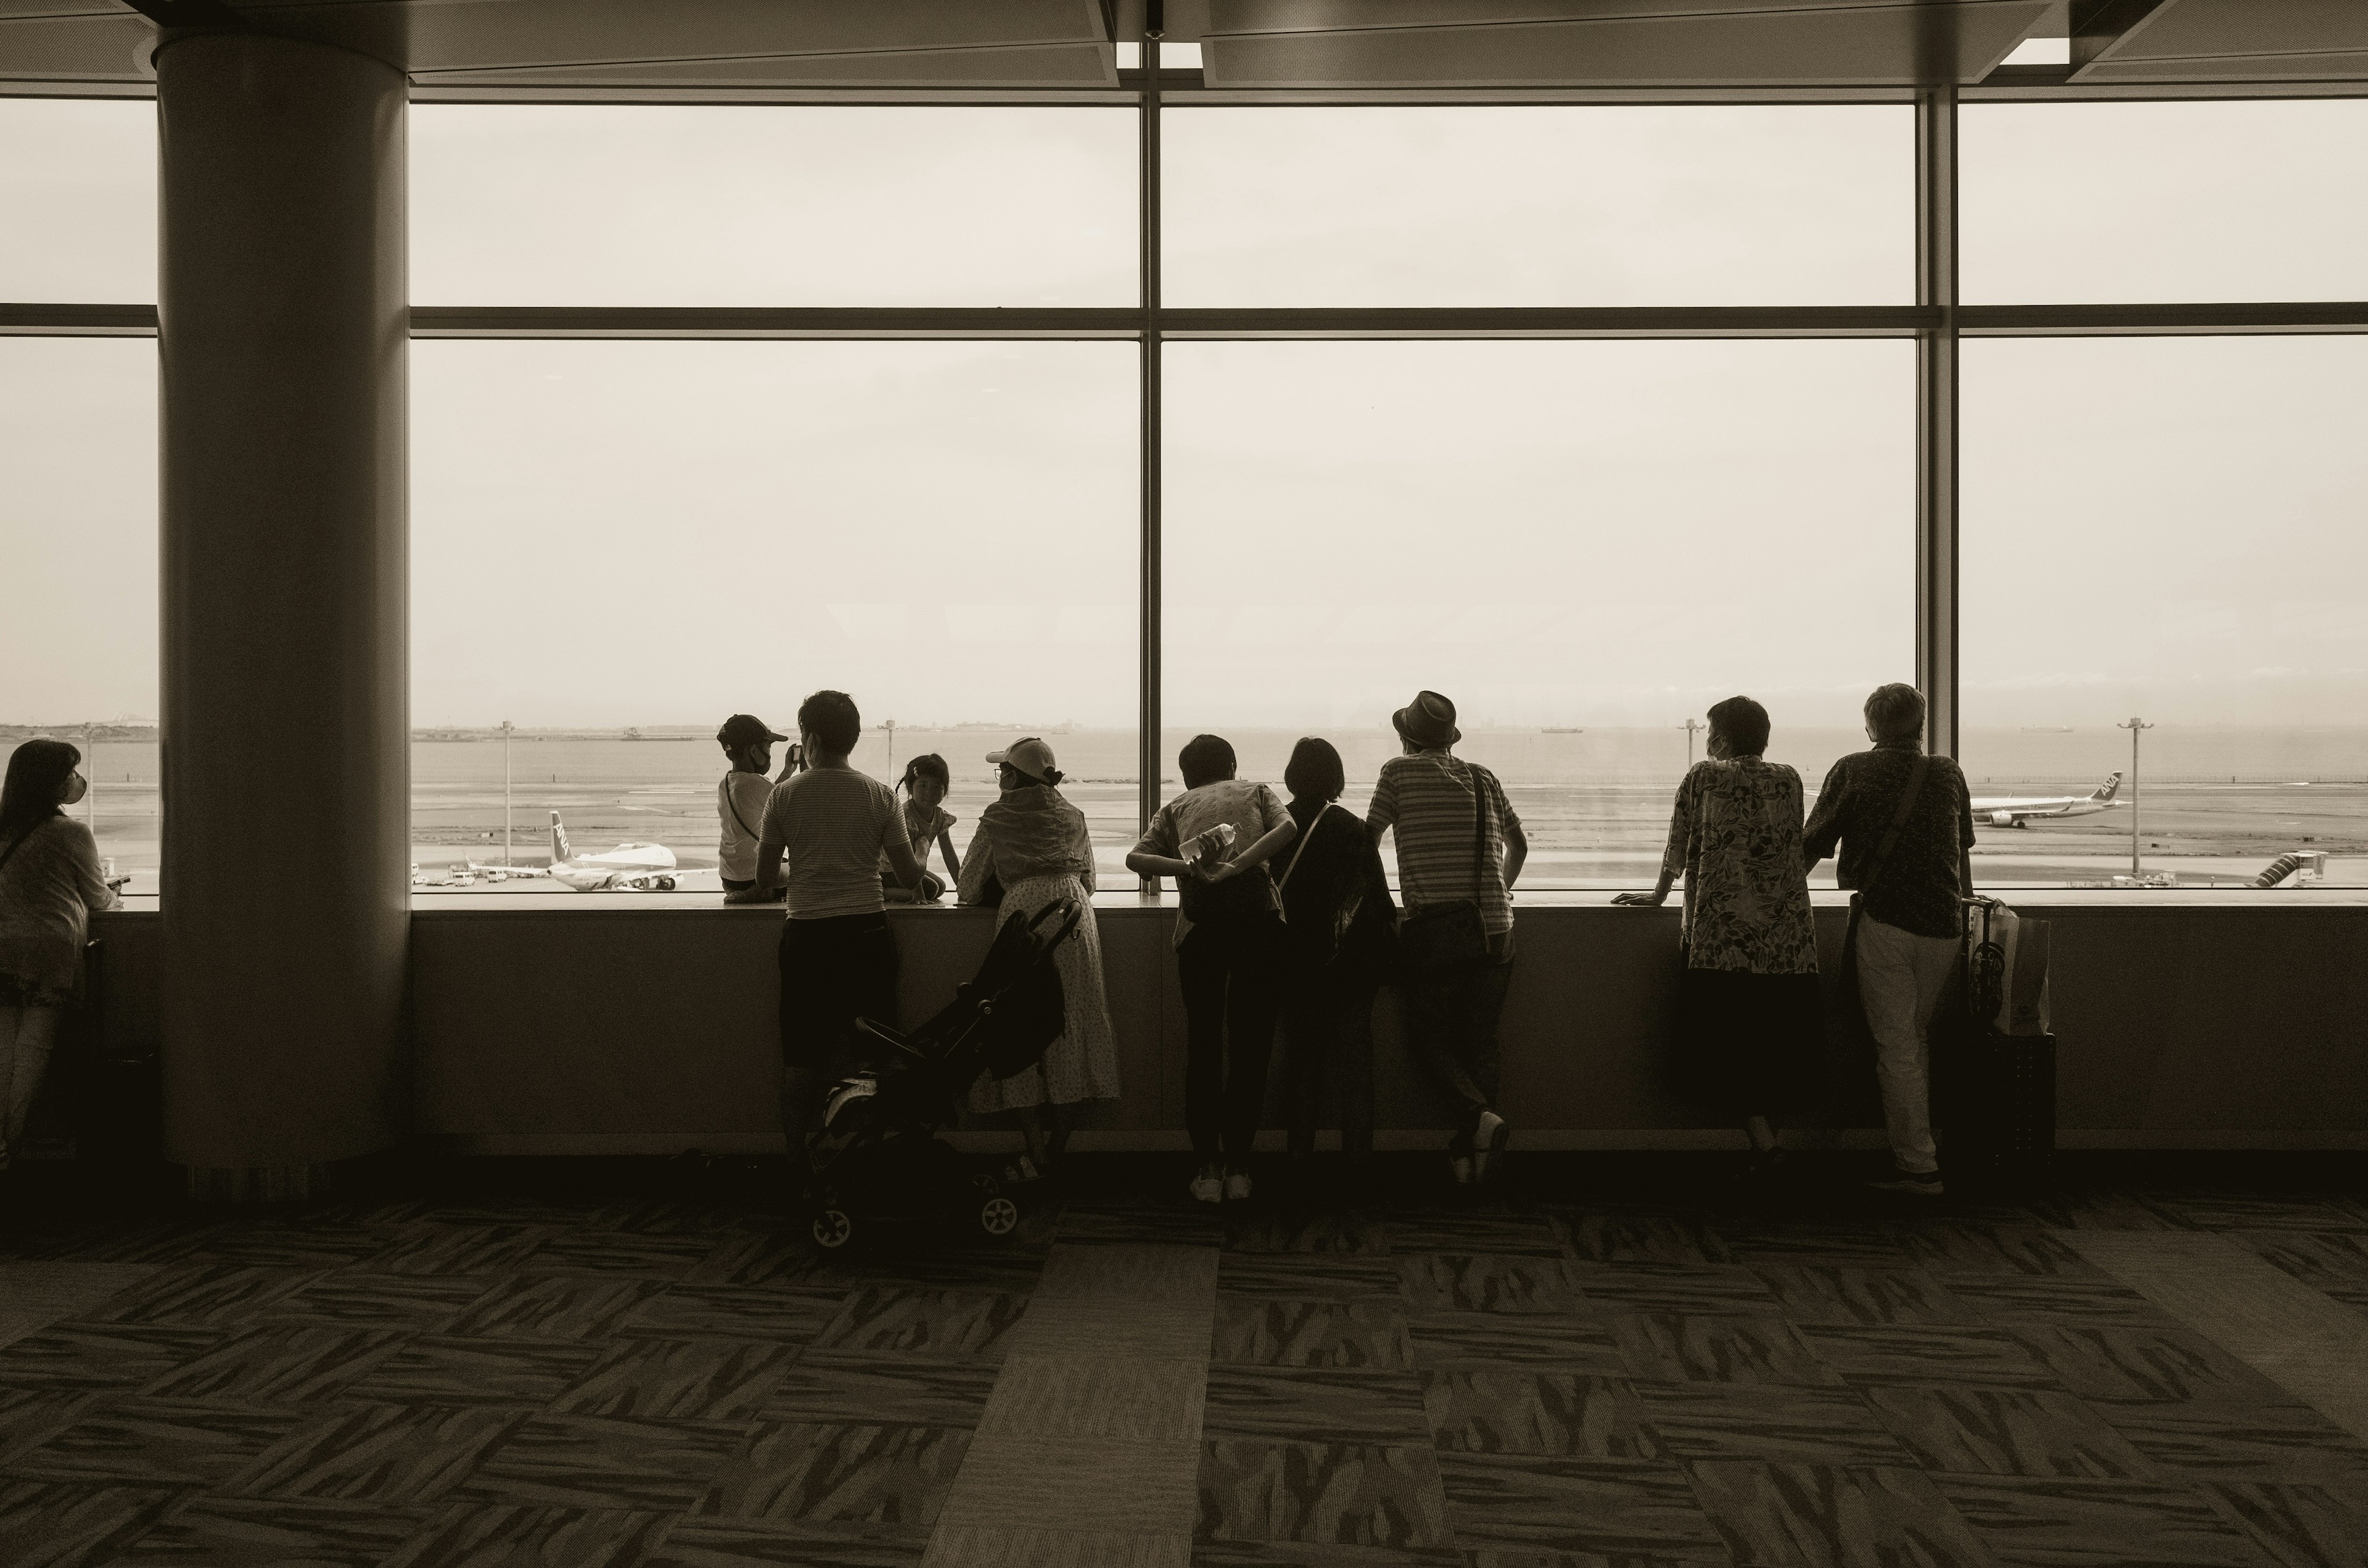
left=717, top=771, right=773, bottom=882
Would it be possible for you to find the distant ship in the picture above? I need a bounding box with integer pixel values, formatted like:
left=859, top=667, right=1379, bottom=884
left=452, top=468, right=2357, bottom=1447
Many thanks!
left=623, top=727, right=648, bottom=741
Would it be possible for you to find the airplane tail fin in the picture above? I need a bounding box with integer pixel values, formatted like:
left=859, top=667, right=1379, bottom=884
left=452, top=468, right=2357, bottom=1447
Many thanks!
left=2093, top=771, right=2123, bottom=802
left=550, top=810, right=572, bottom=864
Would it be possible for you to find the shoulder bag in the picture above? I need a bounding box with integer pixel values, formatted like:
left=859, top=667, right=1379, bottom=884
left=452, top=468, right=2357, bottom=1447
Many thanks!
left=1395, top=763, right=1501, bottom=979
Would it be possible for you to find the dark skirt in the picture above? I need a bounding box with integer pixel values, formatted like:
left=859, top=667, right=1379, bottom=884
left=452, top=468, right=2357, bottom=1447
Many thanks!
left=1675, top=966, right=1825, bottom=1116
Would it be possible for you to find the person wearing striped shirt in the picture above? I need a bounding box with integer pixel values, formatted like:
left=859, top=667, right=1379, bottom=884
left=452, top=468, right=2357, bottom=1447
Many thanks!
left=1367, top=690, right=1526, bottom=1185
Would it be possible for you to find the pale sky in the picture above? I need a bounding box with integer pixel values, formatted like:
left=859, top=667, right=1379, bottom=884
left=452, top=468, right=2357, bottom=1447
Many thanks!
left=2, top=95, right=2364, bottom=732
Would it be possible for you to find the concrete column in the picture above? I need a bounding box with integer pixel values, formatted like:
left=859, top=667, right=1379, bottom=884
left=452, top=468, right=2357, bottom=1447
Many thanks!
left=157, top=32, right=408, bottom=1196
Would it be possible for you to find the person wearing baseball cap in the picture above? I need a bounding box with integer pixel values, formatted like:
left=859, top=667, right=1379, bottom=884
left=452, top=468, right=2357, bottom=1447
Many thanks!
left=953, top=736, right=1119, bottom=1184
left=715, top=714, right=790, bottom=897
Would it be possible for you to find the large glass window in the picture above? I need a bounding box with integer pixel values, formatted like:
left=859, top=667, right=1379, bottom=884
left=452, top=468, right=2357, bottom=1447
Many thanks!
left=411, top=105, right=1137, bottom=306
left=1962, top=337, right=2368, bottom=887
left=1164, top=107, right=1912, bottom=306
left=409, top=340, right=1138, bottom=887
left=1164, top=340, right=1915, bottom=887
left=1962, top=100, right=2368, bottom=303
left=0, top=337, right=160, bottom=890
left=0, top=97, right=155, bottom=303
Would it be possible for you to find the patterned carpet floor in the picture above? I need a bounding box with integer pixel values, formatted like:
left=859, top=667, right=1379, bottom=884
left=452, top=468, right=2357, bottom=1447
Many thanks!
left=3, top=1152, right=2367, bottom=1567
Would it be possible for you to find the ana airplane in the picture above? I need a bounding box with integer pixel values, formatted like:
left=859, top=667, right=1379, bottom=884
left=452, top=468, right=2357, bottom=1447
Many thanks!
left=1970, top=772, right=2123, bottom=829
left=462, top=860, right=548, bottom=883
left=545, top=811, right=681, bottom=891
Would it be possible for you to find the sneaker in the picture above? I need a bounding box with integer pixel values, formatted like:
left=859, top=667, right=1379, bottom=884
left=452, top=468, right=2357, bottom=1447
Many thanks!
left=1867, top=1166, right=1945, bottom=1197
left=1471, top=1109, right=1510, bottom=1183
left=1224, top=1170, right=1254, bottom=1203
left=1190, top=1165, right=1224, bottom=1205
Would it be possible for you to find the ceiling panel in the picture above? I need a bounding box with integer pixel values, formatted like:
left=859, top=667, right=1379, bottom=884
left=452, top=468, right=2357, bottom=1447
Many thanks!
left=411, top=42, right=1118, bottom=88
left=2079, top=48, right=2368, bottom=80
left=0, top=11, right=154, bottom=79
left=1211, top=0, right=2026, bottom=30
left=1204, top=1, right=2052, bottom=85
left=2097, top=0, right=2368, bottom=60
left=231, top=0, right=1108, bottom=73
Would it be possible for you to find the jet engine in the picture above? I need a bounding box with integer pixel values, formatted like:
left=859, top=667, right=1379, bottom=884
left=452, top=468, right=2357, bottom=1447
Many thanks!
left=1989, top=811, right=2021, bottom=828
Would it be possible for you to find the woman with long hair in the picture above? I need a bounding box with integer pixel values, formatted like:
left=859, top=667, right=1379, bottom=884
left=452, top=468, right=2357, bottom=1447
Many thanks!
left=956, top=737, right=1118, bottom=1182
left=0, top=739, right=121, bottom=1170
left=1616, top=696, right=1822, bottom=1180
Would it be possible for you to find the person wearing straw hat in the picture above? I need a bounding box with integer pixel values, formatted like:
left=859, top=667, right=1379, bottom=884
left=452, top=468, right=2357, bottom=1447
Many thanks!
left=1367, top=690, right=1526, bottom=1186
left=957, top=737, right=1119, bottom=1183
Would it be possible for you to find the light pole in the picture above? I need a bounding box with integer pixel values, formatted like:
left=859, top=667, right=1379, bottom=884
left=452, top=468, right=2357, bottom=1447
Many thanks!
left=882, top=719, right=896, bottom=778
left=82, top=721, right=100, bottom=856
left=2117, top=716, right=2153, bottom=877
left=501, top=719, right=514, bottom=866
left=1680, top=717, right=1704, bottom=769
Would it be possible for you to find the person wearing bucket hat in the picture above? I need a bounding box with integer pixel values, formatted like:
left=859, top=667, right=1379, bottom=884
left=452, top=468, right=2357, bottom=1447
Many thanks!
left=1367, top=690, right=1527, bottom=1186
left=716, top=714, right=791, bottom=897
left=955, top=737, right=1119, bottom=1184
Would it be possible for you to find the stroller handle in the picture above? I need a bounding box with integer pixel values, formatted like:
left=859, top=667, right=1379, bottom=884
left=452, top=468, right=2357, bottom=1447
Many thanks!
left=1026, top=898, right=1085, bottom=946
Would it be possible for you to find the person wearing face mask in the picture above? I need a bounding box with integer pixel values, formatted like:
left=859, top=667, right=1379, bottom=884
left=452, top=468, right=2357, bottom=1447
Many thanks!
left=1616, top=696, right=1822, bottom=1183
left=0, top=739, right=123, bottom=1172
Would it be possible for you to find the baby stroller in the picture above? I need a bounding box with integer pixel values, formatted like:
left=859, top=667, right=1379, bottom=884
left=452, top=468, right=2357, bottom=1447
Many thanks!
left=803, top=898, right=1082, bottom=1251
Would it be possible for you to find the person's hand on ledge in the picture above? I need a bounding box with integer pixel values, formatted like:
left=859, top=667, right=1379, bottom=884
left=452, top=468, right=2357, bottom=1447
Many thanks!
left=1611, top=890, right=1669, bottom=906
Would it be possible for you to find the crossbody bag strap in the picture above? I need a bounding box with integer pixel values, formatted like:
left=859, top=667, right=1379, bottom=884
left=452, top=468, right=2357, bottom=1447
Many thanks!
left=0, top=816, right=52, bottom=881
left=1859, top=752, right=1933, bottom=898
left=1275, top=803, right=1328, bottom=892
left=1468, top=764, right=1497, bottom=897
left=722, top=775, right=763, bottom=842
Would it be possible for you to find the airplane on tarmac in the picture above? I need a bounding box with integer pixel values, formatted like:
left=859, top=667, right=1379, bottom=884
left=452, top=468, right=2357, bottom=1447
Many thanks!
left=1970, top=772, right=2124, bottom=829
left=462, top=860, right=548, bottom=883
left=543, top=811, right=681, bottom=891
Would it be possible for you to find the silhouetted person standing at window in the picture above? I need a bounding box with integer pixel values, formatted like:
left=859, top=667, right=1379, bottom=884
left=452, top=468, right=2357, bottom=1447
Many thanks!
left=1128, top=734, right=1297, bottom=1205
left=1802, top=683, right=1977, bottom=1197
left=1617, top=696, right=1821, bottom=1179
left=0, top=739, right=121, bottom=1172
left=728, top=690, right=926, bottom=1164
left=1368, top=690, right=1526, bottom=1186
left=1276, top=737, right=1395, bottom=1192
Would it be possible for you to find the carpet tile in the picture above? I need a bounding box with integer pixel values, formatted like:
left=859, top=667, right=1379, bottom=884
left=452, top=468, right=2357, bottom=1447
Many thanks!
left=223, top=1402, right=526, bottom=1505
left=1201, top=1366, right=1431, bottom=1443
left=341, top=1334, right=602, bottom=1408
left=367, top=1225, right=555, bottom=1277
left=697, top=1421, right=970, bottom=1527
left=1684, top=1461, right=2000, bottom=1568
left=765, top=1351, right=1003, bottom=1428
left=975, top=1353, right=1207, bottom=1442
left=1571, top=1263, right=1785, bottom=1315
left=1421, top=1369, right=1663, bottom=1459
left=442, top=1274, right=670, bottom=1341
left=379, top=1503, right=673, bottom=1568
left=2092, top=1400, right=2368, bottom=1487
left=2203, top=1482, right=2368, bottom=1568
left=645, top=1516, right=928, bottom=1566
left=1748, top=1265, right=1981, bottom=1327
left=1858, top=1385, right=2165, bottom=1479
left=1552, top=1210, right=1733, bottom=1268
left=0, top=1321, right=224, bottom=1391
left=812, top=1287, right=1032, bottom=1361
left=2011, top=1324, right=2298, bottom=1404
left=1434, top=1452, right=1723, bottom=1556
left=939, top=1434, right=1201, bottom=1534
left=1405, top=1308, right=1627, bottom=1373
left=1931, top=1476, right=2272, bottom=1567
left=108, top=1493, right=429, bottom=1568
left=141, top=1324, right=407, bottom=1402
left=1801, top=1324, right=2068, bottom=1390
left=0, top=1479, right=181, bottom=1568
left=1198, top=1437, right=1450, bottom=1549
left=1214, top=1254, right=1403, bottom=1301
left=5, top=1394, right=310, bottom=1488
left=554, top=1335, right=795, bottom=1421
left=1606, top=1312, right=1847, bottom=1387
left=263, top=1271, right=497, bottom=1332
left=1209, top=1297, right=1413, bottom=1369
left=1397, top=1254, right=1580, bottom=1315
left=456, top=1413, right=751, bottom=1511
left=1633, top=1382, right=1912, bottom=1466
left=998, top=1297, right=1215, bottom=1360
left=75, top=1262, right=313, bottom=1328
left=620, top=1283, right=849, bottom=1344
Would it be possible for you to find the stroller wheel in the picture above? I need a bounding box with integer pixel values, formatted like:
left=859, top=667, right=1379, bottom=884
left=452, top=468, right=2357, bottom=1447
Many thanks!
left=810, top=1207, right=855, bottom=1250
left=976, top=1196, right=1021, bottom=1239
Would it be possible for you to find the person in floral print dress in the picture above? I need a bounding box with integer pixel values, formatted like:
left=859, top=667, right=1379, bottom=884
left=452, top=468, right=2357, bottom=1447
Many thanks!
left=1616, top=695, right=1822, bottom=1177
